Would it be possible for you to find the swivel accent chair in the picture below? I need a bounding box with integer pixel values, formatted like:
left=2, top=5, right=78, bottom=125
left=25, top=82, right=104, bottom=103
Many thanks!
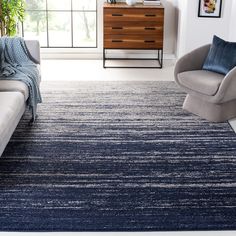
left=174, top=44, right=236, bottom=122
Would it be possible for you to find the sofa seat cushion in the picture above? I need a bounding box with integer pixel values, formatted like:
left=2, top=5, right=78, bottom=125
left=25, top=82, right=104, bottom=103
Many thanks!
left=177, top=70, right=224, bottom=96
left=0, top=80, right=29, bottom=101
left=0, top=92, right=25, bottom=155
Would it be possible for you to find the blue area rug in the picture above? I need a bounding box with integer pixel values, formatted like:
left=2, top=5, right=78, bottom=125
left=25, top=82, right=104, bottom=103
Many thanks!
left=1, top=81, right=236, bottom=231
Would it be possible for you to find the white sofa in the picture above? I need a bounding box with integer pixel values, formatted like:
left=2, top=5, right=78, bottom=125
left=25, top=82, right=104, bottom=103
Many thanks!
left=0, top=40, right=40, bottom=156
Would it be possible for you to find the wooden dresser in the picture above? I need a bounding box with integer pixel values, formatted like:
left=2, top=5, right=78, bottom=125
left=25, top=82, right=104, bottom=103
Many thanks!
left=103, top=2, right=164, bottom=68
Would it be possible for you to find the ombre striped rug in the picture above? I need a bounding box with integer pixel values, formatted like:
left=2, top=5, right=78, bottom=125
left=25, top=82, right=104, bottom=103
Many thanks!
left=1, top=81, right=236, bottom=231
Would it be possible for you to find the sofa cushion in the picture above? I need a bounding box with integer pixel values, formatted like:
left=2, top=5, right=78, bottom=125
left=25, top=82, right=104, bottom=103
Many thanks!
left=203, top=35, right=236, bottom=75
left=178, top=70, right=224, bottom=96
left=25, top=40, right=41, bottom=64
left=0, top=92, right=25, bottom=156
left=0, top=80, right=29, bottom=101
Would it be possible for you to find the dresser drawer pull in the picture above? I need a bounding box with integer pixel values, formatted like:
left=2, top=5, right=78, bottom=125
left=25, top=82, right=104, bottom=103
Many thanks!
left=112, top=13, right=123, bottom=17
left=112, top=27, right=123, bottom=30
left=145, top=14, right=156, bottom=17
left=145, top=27, right=156, bottom=30
left=112, top=40, right=123, bottom=43
left=144, top=40, right=155, bottom=43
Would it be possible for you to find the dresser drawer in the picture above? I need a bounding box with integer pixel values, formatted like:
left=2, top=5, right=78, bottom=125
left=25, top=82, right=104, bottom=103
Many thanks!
left=104, top=8, right=164, bottom=18
left=104, top=41, right=162, bottom=49
left=104, top=26, right=163, bottom=36
left=104, top=38, right=163, bottom=49
left=104, top=8, right=164, bottom=27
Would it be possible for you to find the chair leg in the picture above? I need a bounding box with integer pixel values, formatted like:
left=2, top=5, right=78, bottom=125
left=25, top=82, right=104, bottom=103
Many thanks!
left=183, top=94, right=236, bottom=122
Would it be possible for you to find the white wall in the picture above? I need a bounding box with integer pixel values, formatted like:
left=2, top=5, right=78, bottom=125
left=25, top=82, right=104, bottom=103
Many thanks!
left=229, top=0, right=236, bottom=41
left=161, top=0, right=178, bottom=54
left=176, top=0, right=234, bottom=58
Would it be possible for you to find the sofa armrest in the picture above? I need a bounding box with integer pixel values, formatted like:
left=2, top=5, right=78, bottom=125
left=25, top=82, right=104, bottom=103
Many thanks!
left=174, top=44, right=211, bottom=83
left=25, top=40, right=41, bottom=64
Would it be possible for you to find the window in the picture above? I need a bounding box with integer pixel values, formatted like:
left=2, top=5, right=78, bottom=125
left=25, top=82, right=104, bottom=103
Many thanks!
left=22, top=0, right=97, bottom=48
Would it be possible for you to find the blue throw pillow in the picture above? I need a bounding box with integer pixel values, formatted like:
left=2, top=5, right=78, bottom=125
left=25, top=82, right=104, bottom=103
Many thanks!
left=203, top=35, right=236, bottom=75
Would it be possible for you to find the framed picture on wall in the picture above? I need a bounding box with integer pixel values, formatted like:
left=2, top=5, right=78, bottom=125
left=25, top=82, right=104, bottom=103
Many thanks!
left=198, top=0, right=223, bottom=18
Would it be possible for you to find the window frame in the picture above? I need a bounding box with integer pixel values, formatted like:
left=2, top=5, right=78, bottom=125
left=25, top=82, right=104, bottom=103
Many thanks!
left=22, top=0, right=98, bottom=48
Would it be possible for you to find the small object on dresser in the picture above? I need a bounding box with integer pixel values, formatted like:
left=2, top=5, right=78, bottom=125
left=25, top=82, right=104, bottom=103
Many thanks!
left=143, top=0, right=161, bottom=6
left=126, top=0, right=137, bottom=6
left=107, top=0, right=116, bottom=3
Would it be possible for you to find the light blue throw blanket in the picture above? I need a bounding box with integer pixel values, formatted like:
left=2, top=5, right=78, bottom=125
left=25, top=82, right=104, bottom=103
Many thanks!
left=0, top=37, right=42, bottom=122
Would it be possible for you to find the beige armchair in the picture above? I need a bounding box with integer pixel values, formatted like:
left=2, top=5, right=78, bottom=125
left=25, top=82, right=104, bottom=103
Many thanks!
left=174, top=45, right=236, bottom=122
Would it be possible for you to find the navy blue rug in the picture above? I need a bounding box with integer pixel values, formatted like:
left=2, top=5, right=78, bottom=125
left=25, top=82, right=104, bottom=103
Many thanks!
left=1, top=81, right=236, bottom=231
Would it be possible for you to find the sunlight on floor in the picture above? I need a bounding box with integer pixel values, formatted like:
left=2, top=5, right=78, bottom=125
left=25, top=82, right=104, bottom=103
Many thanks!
left=41, top=59, right=175, bottom=82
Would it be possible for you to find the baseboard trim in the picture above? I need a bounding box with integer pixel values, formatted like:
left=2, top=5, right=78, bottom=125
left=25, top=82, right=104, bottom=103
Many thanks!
left=41, top=51, right=176, bottom=60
